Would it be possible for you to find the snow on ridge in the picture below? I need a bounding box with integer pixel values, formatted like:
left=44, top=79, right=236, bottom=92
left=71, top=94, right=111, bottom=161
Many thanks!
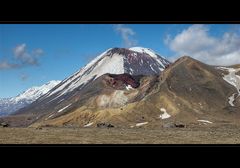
left=0, top=80, right=61, bottom=116
left=58, top=104, right=72, bottom=113
left=10, top=80, right=61, bottom=102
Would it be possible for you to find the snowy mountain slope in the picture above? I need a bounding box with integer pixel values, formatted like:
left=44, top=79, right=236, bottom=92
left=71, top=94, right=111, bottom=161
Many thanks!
left=216, top=67, right=240, bottom=106
left=0, top=80, right=61, bottom=116
left=41, top=47, right=170, bottom=101
left=129, top=47, right=169, bottom=68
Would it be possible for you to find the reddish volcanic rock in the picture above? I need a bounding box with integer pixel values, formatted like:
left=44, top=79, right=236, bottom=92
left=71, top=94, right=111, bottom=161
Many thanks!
left=108, top=73, right=140, bottom=89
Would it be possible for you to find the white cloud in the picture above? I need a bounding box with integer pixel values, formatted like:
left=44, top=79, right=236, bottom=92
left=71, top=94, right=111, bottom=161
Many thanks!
left=14, top=43, right=26, bottom=57
left=0, top=61, right=19, bottom=70
left=0, top=44, right=44, bottom=70
left=13, top=43, right=40, bottom=65
left=165, top=24, right=240, bottom=66
left=14, top=43, right=46, bottom=66
left=114, top=24, right=137, bottom=47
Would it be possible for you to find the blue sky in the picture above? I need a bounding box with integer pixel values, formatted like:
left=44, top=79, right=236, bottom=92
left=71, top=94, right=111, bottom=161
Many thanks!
left=1, top=24, right=240, bottom=98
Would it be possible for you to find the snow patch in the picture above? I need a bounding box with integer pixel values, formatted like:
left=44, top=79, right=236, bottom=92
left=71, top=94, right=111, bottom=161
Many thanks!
left=216, top=67, right=240, bottom=106
left=58, top=99, right=65, bottom=103
left=228, top=93, right=236, bottom=106
left=197, top=120, right=213, bottom=124
left=217, top=67, right=240, bottom=94
left=150, top=64, right=157, bottom=73
left=84, top=122, right=94, bottom=127
left=159, top=108, right=171, bottom=119
left=58, top=104, right=72, bottom=113
left=126, top=85, right=133, bottom=90
left=136, top=122, right=148, bottom=127
left=46, top=114, right=54, bottom=120
left=129, top=68, right=133, bottom=74
left=158, top=67, right=164, bottom=71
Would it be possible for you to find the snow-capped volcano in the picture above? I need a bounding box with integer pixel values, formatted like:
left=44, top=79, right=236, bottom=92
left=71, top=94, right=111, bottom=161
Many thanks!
left=42, top=47, right=170, bottom=100
left=0, top=80, right=61, bottom=116
left=10, top=47, right=171, bottom=126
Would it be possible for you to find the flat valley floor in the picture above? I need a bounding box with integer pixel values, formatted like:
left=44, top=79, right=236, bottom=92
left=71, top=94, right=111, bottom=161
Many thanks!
left=1, top=126, right=240, bottom=144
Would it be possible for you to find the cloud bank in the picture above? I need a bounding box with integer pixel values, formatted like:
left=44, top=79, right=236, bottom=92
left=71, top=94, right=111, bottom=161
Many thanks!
left=165, top=24, right=240, bottom=66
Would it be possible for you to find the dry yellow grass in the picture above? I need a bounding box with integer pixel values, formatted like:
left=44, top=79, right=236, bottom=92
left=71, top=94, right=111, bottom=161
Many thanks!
left=1, top=126, right=240, bottom=144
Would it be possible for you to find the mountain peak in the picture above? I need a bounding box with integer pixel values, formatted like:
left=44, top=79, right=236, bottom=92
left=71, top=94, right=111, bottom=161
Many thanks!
left=14, top=80, right=61, bottom=102
left=42, top=47, right=170, bottom=100
left=129, top=47, right=167, bottom=59
left=172, top=56, right=203, bottom=67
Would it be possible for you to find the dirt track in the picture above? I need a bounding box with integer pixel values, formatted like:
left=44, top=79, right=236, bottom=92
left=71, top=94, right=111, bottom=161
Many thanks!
left=1, top=126, right=240, bottom=144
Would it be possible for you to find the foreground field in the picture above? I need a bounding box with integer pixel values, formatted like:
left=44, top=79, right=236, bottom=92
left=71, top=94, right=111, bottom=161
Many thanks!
left=1, top=126, right=240, bottom=144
